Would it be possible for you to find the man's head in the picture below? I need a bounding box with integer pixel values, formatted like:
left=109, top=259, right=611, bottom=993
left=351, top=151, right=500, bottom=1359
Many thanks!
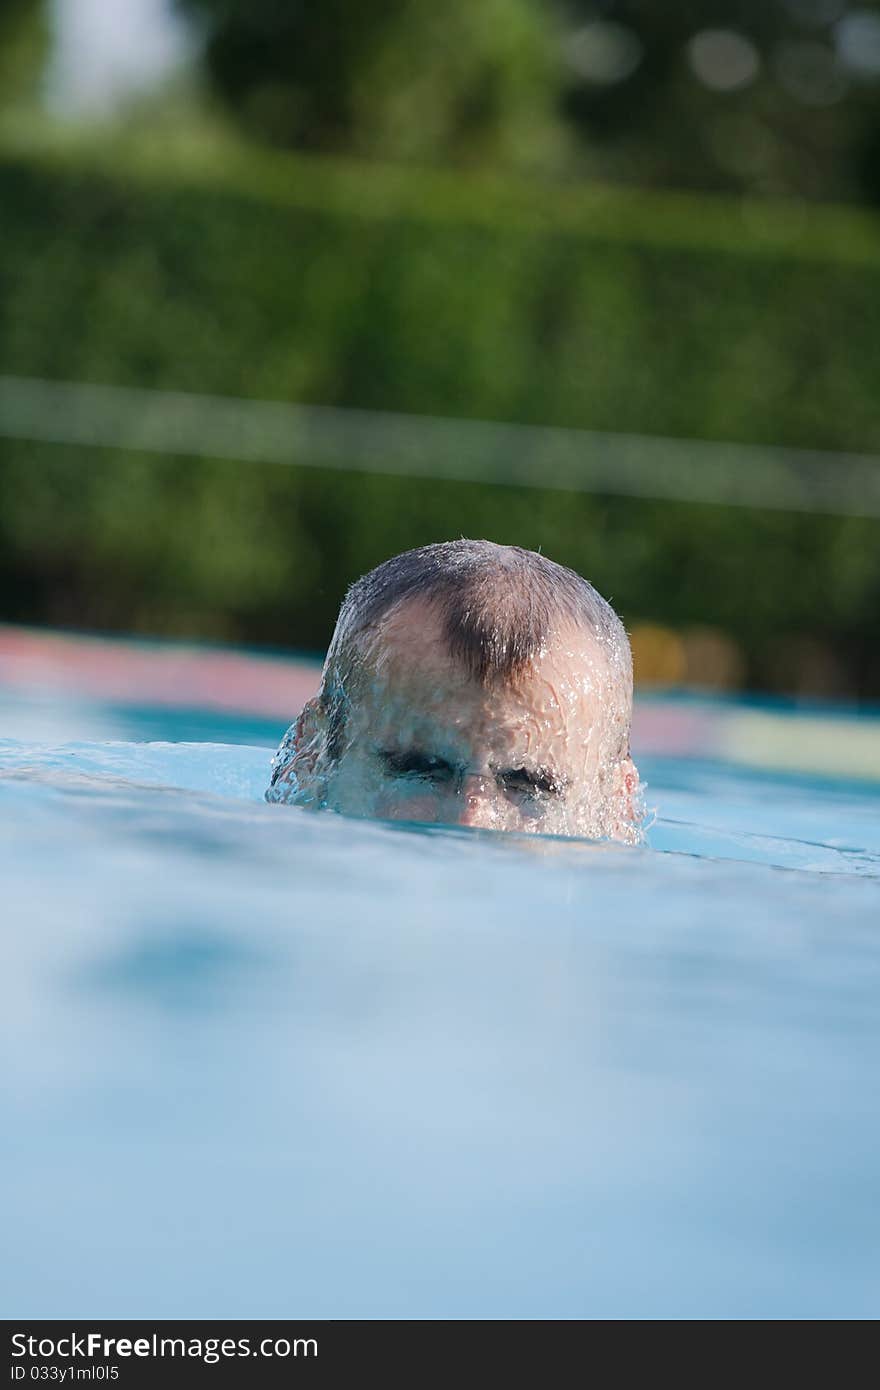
left=267, top=540, right=643, bottom=842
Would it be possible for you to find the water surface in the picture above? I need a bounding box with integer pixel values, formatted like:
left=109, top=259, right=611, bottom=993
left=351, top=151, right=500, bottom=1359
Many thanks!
left=1, top=691, right=878, bottom=1318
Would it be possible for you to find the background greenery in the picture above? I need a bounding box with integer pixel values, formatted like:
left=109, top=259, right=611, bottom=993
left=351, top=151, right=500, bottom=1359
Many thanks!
left=1, top=137, right=878, bottom=695
left=176, top=0, right=880, bottom=206
left=1, top=1, right=879, bottom=697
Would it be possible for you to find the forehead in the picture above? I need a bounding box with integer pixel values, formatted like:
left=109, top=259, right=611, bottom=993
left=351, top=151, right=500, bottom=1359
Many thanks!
left=350, top=598, right=619, bottom=735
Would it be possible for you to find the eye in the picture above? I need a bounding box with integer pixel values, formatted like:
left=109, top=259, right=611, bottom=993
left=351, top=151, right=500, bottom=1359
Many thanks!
left=381, top=751, right=456, bottom=783
left=499, top=768, right=563, bottom=800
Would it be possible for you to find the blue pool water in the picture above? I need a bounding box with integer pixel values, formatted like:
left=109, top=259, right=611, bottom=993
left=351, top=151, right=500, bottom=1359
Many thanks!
left=1, top=689, right=878, bottom=1318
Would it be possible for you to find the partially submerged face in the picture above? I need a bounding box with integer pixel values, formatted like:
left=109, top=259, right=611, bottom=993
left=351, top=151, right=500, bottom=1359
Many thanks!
left=271, top=598, right=642, bottom=842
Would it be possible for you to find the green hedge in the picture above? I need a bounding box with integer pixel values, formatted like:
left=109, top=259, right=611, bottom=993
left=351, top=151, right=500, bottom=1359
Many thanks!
left=1, top=137, right=878, bottom=694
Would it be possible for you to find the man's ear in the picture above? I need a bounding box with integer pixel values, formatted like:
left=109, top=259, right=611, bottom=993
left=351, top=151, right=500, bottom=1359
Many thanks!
left=290, top=696, right=326, bottom=779
left=610, top=754, right=642, bottom=841
left=621, top=755, right=639, bottom=816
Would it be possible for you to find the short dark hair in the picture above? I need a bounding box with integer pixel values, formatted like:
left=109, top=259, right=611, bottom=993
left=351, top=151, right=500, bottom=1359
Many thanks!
left=320, top=540, right=631, bottom=757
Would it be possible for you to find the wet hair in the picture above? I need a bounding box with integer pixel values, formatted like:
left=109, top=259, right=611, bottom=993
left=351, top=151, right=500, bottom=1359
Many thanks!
left=319, top=540, right=632, bottom=760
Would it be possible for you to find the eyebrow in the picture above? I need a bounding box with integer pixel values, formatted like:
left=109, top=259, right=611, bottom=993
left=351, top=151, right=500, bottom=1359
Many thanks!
left=378, top=748, right=566, bottom=795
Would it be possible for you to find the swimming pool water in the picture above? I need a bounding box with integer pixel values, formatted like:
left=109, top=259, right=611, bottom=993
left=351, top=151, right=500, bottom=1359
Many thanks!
left=1, top=689, right=878, bottom=1318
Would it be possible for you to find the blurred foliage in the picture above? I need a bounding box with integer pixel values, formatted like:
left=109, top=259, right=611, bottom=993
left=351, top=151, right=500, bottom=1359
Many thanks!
left=0, top=0, right=48, bottom=112
left=0, top=141, right=878, bottom=695
left=560, top=0, right=880, bottom=205
left=171, top=0, right=880, bottom=205
left=174, top=0, right=567, bottom=170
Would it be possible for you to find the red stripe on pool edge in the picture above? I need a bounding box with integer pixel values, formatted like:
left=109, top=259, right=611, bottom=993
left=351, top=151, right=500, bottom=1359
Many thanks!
left=0, top=625, right=320, bottom=721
